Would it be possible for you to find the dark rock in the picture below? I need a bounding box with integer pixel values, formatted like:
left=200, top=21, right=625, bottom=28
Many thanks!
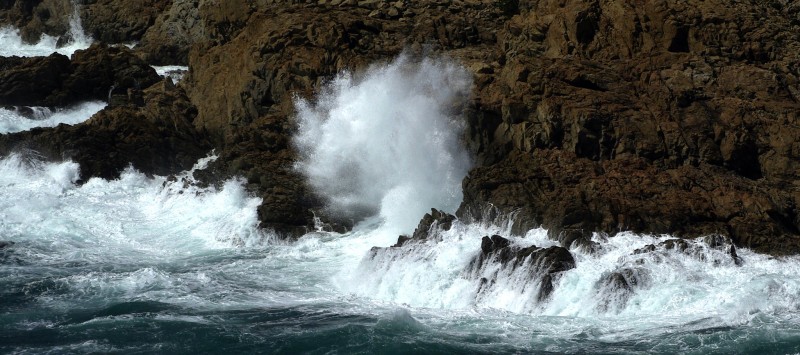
left=0, top=53, right=71, bottom=106
left=0, top=241, right=14, bottom=249
left=0, top=44, right=159, bottom=107
left=393, top=235, right=412, bottom=247
left=81, top=0, right=171, bottom=43
left=480, top=234, right=510, bottom=255
left=0, top=78, right=210, bottom=181
left=595, top=267, right=651, bottom=312
left=632, top=235, right=744, bottom=266
left=411, top=209, right=456, bottom=240
left=0, top=0, right=73, bottom=43
left=470, top=237, right=575, bottom=304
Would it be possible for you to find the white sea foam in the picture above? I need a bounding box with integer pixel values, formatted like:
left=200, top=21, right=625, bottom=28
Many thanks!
left=293, top=54, right=473, bottom=234
left=152, top=65, right=189, bottom=83
left=334, top=219, right=800, bottom=335
left=0, top=101, right=106, bottom=134
left=0, top=2, right=91, bottom=58
left=0, top=153, right=269, bottom=263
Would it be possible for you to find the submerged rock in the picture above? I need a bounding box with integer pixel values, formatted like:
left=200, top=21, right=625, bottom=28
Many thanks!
left=595, top=267, right=651, bottom=312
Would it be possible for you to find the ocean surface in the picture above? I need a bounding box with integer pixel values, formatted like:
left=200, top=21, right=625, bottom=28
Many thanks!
left=2, top=12, right=800, bottom=355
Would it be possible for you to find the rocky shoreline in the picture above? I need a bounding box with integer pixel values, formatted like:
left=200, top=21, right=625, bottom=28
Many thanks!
left=1, top=0, right=799, bottom=256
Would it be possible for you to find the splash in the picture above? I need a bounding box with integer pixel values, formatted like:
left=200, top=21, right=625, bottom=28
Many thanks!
left=293, top=55, right=473, bottom=233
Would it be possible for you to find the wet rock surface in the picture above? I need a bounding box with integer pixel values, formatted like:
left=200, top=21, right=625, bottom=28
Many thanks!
left=471, top=234, right=575, bottom=303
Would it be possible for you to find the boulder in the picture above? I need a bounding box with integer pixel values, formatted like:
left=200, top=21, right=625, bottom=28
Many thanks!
left=595, top=267, right=651, bottom=312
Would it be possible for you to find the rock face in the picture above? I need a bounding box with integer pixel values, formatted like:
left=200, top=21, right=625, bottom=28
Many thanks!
left=1, top=1, right=800, bottom=254
left=456, top=0, right=800, bottom=255
left=81, top=0, right=172, bottom=44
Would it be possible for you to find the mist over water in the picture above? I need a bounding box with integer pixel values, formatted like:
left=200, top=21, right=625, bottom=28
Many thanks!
left=293, top=55, right=472, bottom=233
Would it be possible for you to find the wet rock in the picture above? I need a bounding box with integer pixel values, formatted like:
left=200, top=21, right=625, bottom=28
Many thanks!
left=0, top=53, right=71, bottom=106
left=595, top=267, right=651, bottom=312
left=481, top=234, right=510, bottom=255
left=3, top=0, right=797, bottom=253
left=0, top=0, right=74, bottom=43
left=633, top=235, right=743, bottom=266
left=471, top=235, right=575, bottom=303
left=0, top=44, right=159, bottom=107
left=0, top=78, right=210, bottom=181
left=411, top=209, right=456, bottom=240
left=390, top=209, right=457, bottom=247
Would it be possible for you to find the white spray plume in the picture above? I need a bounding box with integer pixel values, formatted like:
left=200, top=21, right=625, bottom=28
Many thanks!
left=293, top=54, right=473, bottom=233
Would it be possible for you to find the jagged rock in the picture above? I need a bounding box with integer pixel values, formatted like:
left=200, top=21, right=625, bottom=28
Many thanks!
left=81, top=0, right=171, bottom=43
left=411, top=209, right=456, bottom=240
left=0, top=53, right=71, bottom=106
left=4, top=0, right=798, bottom=255
left=471, top=235, right=575, bottom=303
left=480, top=234, right=510, bottom=255
left=391, top=209, right=455, bottom=247
left=0, top=0, right=74, bottom=43
left=0, top=43, right=160, bottom=107
left=633, top=235, right=743, bottom=266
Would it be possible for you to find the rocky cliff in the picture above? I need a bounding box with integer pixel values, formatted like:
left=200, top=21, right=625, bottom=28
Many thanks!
left=1, top=0, right=799, bottom=254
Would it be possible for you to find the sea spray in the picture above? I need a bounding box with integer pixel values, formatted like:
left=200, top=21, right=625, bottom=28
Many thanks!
left=293, top=55, right=473, bottom=233
left=0, top=153, right=269, bottom=257
left=344, top=218, right=800, bottom=324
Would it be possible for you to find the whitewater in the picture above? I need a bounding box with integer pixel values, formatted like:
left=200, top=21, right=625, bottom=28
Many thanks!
left=1, top=26, right=800, bottom=354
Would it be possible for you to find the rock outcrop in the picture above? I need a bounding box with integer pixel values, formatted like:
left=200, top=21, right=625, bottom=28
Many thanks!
left=470, top=234, right=575, bottom=303
left=0, top=43, right=160, bottom=106
left=0, top=78, right=210, bottom=181
left=0, top=0, right=75, bottom=43
left=81, top=0, right=172, bottom=44
left=456, top=0, right=800, bottom=255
